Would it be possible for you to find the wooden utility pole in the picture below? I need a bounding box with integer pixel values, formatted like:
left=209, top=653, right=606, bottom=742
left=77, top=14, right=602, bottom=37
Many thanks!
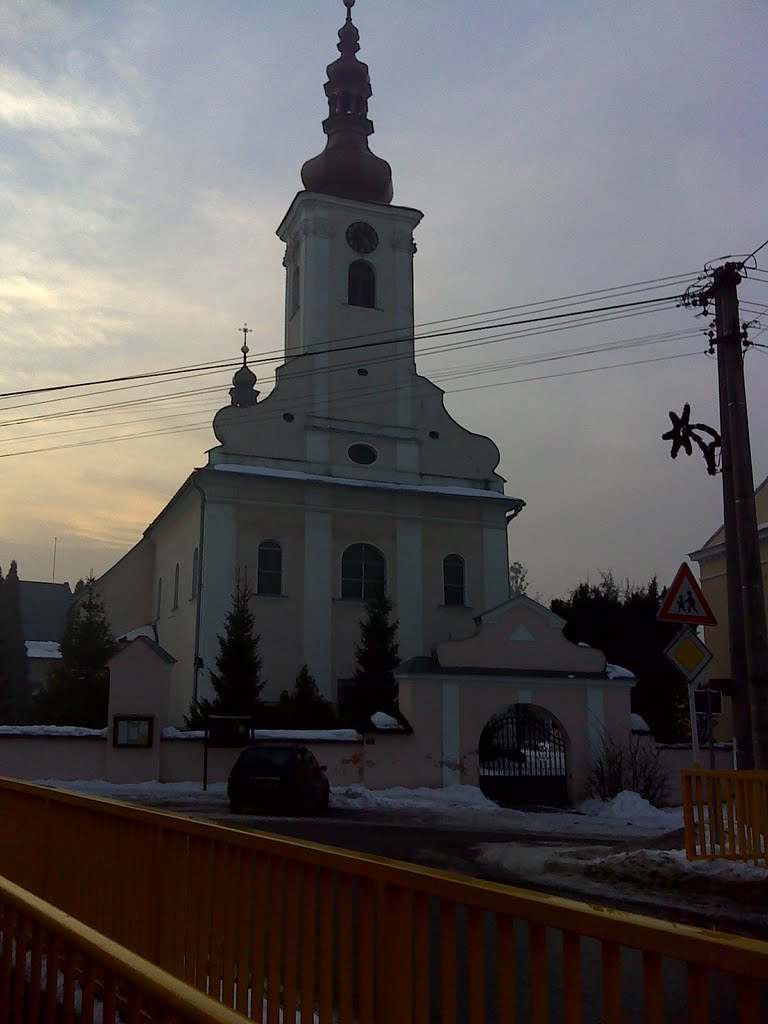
left=710, top=263, right=768, bottom=767
left=713, top=271, right=751, bottom=766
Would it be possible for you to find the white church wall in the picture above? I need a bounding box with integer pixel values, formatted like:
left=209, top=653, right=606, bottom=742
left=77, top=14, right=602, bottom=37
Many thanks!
left=237, top=500, right=308, bottom=698
left=96, top=537, right=155, bottom=638
left=151, top=487, right=202, bottom=725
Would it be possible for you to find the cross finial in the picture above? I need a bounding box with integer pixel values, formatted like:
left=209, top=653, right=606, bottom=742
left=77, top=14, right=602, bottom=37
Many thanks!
left=239, top=323, right=251, bottom=364
left=344, top=0, right=355, bottom=22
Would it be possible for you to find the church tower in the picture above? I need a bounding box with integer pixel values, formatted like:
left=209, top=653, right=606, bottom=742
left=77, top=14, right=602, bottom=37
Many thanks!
left=200, top=0, right=523, bottom=704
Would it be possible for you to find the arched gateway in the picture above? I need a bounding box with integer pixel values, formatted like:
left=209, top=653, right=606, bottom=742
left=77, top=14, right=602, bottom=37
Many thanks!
left=478, top=704, right=568, bottom=807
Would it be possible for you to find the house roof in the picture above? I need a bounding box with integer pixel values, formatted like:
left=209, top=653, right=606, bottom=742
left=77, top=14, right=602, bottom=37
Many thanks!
left=694, top=471, right=768, bottom=553
left=18, top=581, right=73, bottom=642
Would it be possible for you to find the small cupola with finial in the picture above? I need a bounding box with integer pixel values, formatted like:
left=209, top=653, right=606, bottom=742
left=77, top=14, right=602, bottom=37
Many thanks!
left=229, top=325, right=259, bottom=407
left=301, top=0, right=393, bottom=205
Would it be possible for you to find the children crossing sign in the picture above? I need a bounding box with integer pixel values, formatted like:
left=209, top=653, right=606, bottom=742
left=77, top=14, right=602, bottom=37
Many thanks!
left=657, top=563, right=717, bottom=626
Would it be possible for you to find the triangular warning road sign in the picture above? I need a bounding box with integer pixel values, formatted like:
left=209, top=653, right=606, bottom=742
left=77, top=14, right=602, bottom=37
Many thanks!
left=657, top=563, right=717, bottom=626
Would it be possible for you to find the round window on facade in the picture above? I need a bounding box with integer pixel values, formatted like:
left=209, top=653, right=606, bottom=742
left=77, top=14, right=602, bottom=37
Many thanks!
left=348, top=443, right=378, bottom=465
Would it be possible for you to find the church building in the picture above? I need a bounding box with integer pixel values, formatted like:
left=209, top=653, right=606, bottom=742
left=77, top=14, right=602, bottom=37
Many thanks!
left=97, top=1, right=524, bottom=726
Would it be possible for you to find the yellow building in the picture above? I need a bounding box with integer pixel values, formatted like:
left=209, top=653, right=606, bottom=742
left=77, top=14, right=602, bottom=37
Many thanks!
left=689, top=474, right=768, bottom=741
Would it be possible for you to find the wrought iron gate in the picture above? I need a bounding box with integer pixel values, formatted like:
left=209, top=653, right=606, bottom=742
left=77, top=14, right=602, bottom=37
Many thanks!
left=478, top=704, right=568, bottom=806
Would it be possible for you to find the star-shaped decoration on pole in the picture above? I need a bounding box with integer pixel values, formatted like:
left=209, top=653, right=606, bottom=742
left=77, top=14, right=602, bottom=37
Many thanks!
left=662, top=403, right=721, bottom=476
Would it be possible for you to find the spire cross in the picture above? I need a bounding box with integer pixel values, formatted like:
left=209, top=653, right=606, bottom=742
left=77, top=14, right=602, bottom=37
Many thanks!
left=239, top=323, right=251, bottom=363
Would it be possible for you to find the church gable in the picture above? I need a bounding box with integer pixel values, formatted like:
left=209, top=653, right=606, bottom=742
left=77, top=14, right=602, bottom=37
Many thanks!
left=435, top=595, right=607, bottom=675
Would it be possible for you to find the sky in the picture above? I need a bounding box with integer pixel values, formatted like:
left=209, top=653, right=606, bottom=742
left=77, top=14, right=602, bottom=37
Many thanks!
left=1, top=0, right=767, bottom=602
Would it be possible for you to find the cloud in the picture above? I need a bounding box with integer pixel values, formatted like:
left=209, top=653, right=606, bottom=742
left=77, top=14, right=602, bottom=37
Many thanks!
left=0, top=66, right=138, bottom=147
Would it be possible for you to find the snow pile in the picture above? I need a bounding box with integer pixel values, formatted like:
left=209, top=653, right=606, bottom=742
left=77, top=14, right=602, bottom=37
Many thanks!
left=25, top=641, right=61, bottom=659
left=577, top=790, right=682, bottom=827
left=162, top=727, right=361, bottom=742
left=370, top=711, right=400, bottom=730
left=0, top=725, right=106, bottom=738
left=631, top=713, right=651, bottom=733
left=332, top=783, right=504, bottom=815
left=606, top=662, right=635, bottom=680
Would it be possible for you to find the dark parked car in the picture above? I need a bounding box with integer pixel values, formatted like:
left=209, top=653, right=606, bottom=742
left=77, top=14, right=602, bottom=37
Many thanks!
left=227, top=743, right=330, bottom=815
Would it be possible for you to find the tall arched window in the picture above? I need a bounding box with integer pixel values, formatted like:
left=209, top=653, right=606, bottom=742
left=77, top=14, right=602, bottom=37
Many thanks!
left=190, top=547, right=199, bottom=599
left=156, top=577, right=163, bottom=620
left=290, top=265, right=300, bottom=316
left=348, top=260, right=376, bottom=308
left=172, top=563, right=180, bottom=610
left=341, top=543, right=386, bottom=601
left=257, top=540, right=282, bottom=596
left=443, top=554, right=466, bottom=607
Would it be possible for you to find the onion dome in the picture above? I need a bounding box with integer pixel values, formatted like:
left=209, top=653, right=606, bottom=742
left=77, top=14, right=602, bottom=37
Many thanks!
left=301, top=0, right=393, bottom=205
left=229, top=328, right=259, bottom=407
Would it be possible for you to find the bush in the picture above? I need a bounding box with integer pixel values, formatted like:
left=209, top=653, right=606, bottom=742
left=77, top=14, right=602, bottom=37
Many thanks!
left=587, top=733, right=669, bottom=807
left=277, top=665, right=335, bottom=729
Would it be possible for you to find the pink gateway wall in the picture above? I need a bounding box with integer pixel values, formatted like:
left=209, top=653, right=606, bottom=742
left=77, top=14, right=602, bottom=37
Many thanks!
left=0, top=737, right=107, bottom=781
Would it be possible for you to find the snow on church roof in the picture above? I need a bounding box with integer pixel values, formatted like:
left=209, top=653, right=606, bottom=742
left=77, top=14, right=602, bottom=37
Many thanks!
left=213, top=463, right=522, bottom=505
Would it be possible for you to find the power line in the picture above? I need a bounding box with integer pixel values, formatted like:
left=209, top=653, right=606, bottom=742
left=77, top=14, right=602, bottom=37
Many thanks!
left=0, top=290, right=685, bottom=403
left=0, top=346, right=706, bottom=460
left=0, top=311, right=693, bottom=432
left=3, top=329, right=698, bottom=443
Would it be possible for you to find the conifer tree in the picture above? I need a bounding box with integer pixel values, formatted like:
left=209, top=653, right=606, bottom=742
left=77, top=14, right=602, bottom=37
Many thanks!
left=31, top=576, right=117, bottom=728
left=0, top=562, right=30, bottom=723
left=348, top=591, right=400, bottom=726
left=551, top=572, right=687, bottom=741
left=186, top=575, right=264, bottom=727
left=278, top=664, right=335, bottom=728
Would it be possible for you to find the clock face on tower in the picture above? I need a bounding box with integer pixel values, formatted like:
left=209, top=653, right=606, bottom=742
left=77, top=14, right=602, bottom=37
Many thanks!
left=345, top=221, right=379, bottom=254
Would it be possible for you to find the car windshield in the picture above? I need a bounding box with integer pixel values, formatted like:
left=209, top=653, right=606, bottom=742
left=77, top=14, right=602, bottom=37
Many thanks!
left=239, top=747, right=295, bottom=774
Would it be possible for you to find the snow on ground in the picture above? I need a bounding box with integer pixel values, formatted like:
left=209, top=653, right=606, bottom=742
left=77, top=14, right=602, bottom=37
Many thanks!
left=33, top=780, right=683, bottom=838
left=331, top=786, right=683, bottom=836
left=475, top=842, right=768, bottom=928
left=34, top=779, right=228, bottom=805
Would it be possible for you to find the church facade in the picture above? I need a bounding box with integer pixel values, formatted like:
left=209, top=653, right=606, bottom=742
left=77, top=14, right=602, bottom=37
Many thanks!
left=97, top=2, right=523, bottom=726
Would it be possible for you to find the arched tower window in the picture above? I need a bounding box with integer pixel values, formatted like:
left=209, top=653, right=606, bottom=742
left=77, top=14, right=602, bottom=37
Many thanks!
left=341, top=543, right=386, bottom=601
left=257, top=540, right=282, bottom=596
left=156, top=578, right=163, bottom=620
left=348, top=260, right=376, bottom=308
left=290, top=265, right=300, bottom=316
left=190, top=547, right=199, bottom=598
left=443, top=554, right=466, bottom=607
left=172, top=563, right=180, bottom=610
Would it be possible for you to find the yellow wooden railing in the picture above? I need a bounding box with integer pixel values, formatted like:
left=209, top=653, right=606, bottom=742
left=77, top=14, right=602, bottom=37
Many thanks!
left=0, top=777, right=767, bottom=1023
left=0, top=870, right=252, bottom=1024
left=683, top=768, right=768, bottom=867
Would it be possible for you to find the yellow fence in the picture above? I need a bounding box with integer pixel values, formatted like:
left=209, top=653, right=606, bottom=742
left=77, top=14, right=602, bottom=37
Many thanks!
left=0, top=871, right=253, bottom=1024
left=0, top=777, right=767, bottom=1024
left=683, top=768, right=768, bottom=867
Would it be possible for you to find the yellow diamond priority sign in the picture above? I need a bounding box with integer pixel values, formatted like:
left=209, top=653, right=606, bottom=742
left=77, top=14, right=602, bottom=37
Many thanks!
left=663, top=626, right=713, bottom=683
